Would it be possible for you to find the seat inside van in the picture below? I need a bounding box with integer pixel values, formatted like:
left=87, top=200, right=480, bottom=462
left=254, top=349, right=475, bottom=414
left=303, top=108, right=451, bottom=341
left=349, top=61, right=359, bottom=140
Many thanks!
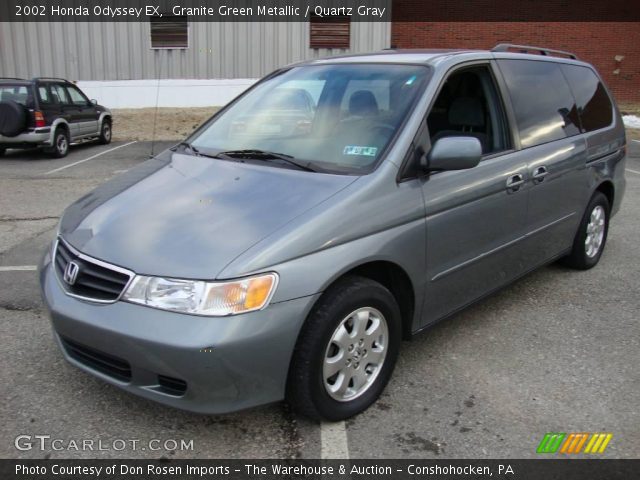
left=427, top=67, right=509, bottom=155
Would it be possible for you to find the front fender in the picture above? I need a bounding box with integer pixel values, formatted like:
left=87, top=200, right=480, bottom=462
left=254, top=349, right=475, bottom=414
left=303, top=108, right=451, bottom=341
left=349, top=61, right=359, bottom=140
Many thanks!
left=98, top=110, right=111, bottom=128
left=244, top=217, right=427, bottom=333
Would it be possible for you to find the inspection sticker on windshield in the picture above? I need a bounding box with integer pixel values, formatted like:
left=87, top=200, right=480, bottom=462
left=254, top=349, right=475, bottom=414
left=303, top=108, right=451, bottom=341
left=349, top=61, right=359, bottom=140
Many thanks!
left=343, top=145, right=378, bottom=156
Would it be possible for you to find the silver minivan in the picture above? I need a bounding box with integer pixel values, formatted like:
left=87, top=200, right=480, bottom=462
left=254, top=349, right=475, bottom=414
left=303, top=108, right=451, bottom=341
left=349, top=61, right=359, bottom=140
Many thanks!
left=40, top=45, right=627, bottom=420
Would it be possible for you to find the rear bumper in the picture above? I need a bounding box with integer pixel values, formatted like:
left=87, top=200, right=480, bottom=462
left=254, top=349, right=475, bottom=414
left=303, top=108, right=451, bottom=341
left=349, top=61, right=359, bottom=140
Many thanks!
left=0, top=128, right=51, bottom=146
left=39, top=247, right=318, bottom=414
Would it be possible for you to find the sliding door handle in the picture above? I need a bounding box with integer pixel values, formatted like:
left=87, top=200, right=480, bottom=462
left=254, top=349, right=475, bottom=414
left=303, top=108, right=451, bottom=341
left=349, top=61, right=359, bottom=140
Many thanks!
left=532, top=166, right=549, bottom=184
left=506, top=173, right=524, bottom=192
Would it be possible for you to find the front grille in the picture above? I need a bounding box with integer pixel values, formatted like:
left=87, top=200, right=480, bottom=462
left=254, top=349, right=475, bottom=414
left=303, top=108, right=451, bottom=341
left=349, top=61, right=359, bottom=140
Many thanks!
left=54, top=239, right=131, bottom=302
left=61, top=336, right=132, bottom=382
left=157, top=375, right=188, bottom=396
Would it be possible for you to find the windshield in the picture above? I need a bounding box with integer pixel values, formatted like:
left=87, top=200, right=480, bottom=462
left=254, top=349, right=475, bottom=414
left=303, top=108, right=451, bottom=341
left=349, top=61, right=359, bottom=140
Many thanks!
left=190, top=64, right=430, bottom=174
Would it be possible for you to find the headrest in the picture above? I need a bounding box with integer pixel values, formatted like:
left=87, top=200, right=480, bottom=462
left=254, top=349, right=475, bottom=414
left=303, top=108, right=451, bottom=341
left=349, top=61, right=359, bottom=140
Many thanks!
left=449, top=97, right=485, bottom=127
left=349, top=90, right=379, bottom=116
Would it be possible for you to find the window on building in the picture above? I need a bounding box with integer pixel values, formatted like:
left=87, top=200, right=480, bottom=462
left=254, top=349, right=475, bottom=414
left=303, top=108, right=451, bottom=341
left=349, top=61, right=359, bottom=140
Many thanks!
left=309, top=15, right=350, bottom=49
left=561, top=65, right=613, bottom=132
left=150, top=16, right=189, bottom=49
left=497, top=60, right=580, bottom=148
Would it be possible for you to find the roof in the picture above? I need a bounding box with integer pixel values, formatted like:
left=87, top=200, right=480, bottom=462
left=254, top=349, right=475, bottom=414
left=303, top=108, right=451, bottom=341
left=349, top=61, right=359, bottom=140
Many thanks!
left=0, top=77, right=73, bottom=84
left=296, top=46, right=590, bottom=68
left=306, top=49, right=479, bottom=65
left=0, top=78, right=31, bottom=84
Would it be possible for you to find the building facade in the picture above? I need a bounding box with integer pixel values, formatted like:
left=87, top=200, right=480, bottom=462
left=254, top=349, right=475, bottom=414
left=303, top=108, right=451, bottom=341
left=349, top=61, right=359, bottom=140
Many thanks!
left=391, top=1, right=640, bottom=103
left=1, top=3, right=637, bottom=106
left=0, top=21, right=391, bottom=107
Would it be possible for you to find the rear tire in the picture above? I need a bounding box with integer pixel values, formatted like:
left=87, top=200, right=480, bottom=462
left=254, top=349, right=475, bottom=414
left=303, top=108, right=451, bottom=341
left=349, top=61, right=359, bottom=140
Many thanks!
left=0, top=148, right=5, bottom=157
left=45, top=128, right=70, bottom=158
left=561, top=191, right=610, bottom=270
left=286, top=275, right=402, bottom=421
left=98, top=119, right=112, bottom=144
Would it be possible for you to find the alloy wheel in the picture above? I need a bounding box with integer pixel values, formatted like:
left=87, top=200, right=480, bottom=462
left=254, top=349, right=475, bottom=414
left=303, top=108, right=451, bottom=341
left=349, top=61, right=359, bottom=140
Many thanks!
left=585, top=205, right=605, bottom=258
left=323, top=307, right=389, bottom=402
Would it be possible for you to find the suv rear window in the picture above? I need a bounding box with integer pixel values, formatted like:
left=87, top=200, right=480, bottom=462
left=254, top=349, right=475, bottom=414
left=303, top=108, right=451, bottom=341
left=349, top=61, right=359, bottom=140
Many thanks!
left=561, top=65, right=613, bottom=132
left=497, top=60, right=580, bottom=148
left=0, top=85, right=31, bottom=106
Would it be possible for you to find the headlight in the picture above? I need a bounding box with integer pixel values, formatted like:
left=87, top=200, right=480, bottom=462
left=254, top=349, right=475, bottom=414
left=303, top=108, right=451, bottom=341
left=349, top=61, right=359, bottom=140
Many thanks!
left=123, top=273, right=278, bottom=316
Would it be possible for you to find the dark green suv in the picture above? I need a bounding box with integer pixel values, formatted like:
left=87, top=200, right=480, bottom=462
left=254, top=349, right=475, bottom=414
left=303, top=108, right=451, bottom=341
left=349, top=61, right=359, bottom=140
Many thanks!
left=0, top=77, right=112, bottom=158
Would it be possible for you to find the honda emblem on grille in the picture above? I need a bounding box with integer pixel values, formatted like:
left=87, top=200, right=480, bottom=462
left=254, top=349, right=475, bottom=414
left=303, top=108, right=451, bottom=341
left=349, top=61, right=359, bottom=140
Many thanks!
left=63, top=261, right=80, bottom=286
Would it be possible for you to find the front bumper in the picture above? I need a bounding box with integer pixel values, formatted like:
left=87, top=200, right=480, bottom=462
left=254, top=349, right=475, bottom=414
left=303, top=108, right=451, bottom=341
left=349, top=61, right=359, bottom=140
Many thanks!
left=39, top=248, right=319, bottom=414
left=0, top=128, right=51, bottom=146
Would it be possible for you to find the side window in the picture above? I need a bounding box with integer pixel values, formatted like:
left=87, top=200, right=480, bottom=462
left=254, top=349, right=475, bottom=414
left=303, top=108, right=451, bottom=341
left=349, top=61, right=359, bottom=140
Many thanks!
left=497, top=60, right=580, bottom=148
left=65, top=86, right=89, bottom=106
left=38, top=86, right=51, bottom=105
left=50, top=84, right=69, bottom=105
left=427, top=65, right=510, bottom=156
left=561, top=65, right=613, bottom=132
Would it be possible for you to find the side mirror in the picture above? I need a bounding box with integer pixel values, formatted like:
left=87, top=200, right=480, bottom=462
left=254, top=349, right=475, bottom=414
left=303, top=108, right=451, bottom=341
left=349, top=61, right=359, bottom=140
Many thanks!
left=421, top=137, right=482, bottom=172
left=90, top=99, right=98, bottom=106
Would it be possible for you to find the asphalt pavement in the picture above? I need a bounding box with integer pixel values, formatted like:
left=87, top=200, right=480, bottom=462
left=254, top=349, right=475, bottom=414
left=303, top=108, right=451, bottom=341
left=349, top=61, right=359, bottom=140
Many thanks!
left=1, top=139, right=638, bottom=459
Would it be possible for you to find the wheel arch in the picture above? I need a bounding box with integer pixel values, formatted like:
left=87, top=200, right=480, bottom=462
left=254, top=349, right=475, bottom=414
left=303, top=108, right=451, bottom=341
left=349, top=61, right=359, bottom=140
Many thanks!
left=99, top=111, right=112, bottom=126
left=595, top=180, right=614, bottom=208
left=317, top=260, right=416, bottom=341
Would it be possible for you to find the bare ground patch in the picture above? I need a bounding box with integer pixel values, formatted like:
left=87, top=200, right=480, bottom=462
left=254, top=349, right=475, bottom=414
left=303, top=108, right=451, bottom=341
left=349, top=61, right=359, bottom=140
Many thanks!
left=111, top=107, right=219, bottom=142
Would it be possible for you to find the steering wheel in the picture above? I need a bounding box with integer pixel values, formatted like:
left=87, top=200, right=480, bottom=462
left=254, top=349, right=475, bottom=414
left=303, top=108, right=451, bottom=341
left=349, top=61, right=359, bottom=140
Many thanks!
left=370, top=122, right=396, bottom=136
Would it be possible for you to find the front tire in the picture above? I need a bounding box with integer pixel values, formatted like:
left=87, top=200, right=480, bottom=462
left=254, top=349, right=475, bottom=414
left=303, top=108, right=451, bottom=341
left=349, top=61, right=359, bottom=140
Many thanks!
left=45, top=128, right=69, bottom=158
left=286, top=276, right=402, bottom=421
left=98, top=119, right=112, bottom=144
left=562, top=191, right=610, bottom=270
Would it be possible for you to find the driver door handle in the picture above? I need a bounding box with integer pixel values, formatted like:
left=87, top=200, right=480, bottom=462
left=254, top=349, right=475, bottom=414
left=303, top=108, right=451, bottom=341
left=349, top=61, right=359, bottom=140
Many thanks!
left=506, top=173, right=524, bottom=193
left=532, top=165, right=549, bottom=184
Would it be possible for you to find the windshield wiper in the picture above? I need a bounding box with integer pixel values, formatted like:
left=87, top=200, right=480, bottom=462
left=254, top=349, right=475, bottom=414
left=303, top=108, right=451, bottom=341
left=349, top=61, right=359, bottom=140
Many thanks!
left=172, top=141, right=200, bottom=155
left=214, top=149, right=319, bottom=172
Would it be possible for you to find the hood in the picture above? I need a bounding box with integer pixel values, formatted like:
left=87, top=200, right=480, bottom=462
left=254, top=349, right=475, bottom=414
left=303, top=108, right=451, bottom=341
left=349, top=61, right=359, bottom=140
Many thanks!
left=60, top=152, right=356, bottom=279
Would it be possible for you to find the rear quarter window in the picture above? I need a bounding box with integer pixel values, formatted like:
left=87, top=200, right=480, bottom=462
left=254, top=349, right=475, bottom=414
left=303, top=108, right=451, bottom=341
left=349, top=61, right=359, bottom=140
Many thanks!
left=497, top=59, right=580, bottom=148
left=561, top=65, right=613, bottom=132
left=38, top=86, right=51, bottom=105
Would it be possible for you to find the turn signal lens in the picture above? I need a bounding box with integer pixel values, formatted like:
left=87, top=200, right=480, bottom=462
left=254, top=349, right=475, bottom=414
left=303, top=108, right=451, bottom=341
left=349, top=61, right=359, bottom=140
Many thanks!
left=244, top=275, right=276, bottom=310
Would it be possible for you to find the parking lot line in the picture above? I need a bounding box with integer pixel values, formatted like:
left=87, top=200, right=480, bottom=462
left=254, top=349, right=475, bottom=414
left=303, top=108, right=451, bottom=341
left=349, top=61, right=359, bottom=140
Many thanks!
left=632, top=139, right=640, bottom=143
left=320, top=421, right=350, bottom=459
left=0, top=266, right=37, bottom=272
left=626, top=168, right=640, bottom=175
left=45, top=141, right=137, bottom=175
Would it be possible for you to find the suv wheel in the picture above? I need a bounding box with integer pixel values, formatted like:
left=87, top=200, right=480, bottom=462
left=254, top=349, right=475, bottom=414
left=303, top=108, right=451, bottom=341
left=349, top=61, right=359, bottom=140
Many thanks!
left=562, top=191, right=610, bottom=270
left=46, top=128, right=70, bottom=158
left=0, top=147, right=5, bottom=157
left=287, top=276, right=401, bottom=420
left=98, top=119, right=112, bottom=144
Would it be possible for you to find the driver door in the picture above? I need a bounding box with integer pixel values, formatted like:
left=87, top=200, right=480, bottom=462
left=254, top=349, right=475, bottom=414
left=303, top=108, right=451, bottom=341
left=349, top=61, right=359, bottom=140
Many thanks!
left=64, top=85, right=98, bottom=136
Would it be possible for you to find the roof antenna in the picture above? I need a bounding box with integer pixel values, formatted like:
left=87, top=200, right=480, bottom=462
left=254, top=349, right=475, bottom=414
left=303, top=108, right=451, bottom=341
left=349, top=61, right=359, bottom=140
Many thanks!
left=149, top=50, right=164, bottom=159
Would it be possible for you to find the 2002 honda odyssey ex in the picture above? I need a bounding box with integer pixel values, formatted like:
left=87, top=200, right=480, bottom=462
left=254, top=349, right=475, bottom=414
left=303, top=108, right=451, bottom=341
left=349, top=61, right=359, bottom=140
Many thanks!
left=40, top=45, right=626, bottom=420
